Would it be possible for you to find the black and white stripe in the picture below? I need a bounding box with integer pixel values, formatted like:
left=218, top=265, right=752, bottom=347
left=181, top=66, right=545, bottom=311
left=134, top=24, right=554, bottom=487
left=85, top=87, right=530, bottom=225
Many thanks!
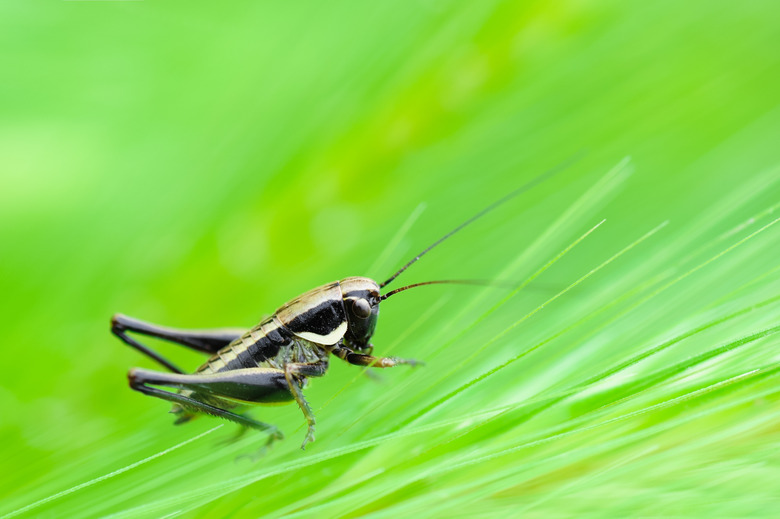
left=197, top=316, right=293, bottom=375
left=276, top=282, right=347, bottom=345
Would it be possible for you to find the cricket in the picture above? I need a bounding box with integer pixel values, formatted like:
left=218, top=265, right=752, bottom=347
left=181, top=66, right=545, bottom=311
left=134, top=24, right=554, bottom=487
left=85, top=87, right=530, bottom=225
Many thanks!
left=113, top=170, right=557, bottom=449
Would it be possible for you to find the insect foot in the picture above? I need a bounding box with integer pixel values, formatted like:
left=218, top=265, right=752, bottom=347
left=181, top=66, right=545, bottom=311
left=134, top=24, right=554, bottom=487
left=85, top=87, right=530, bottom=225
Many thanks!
left=232, top=422, right=285, bottom=463
left=243, top=426, right=283, bottom=447
left=301, top=425, right=316, bottom=450
left=386, top=357, right=424, bottom=368
left=263, top=428, right=284, bottom=452
left=237, top=428, right=285, bottom=463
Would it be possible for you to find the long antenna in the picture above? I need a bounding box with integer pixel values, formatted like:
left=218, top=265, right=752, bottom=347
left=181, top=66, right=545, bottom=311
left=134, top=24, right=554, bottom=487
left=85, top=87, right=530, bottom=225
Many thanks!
left=379, top=155, right=581, bottom=289
left=379, top=279, right=514, bottom=301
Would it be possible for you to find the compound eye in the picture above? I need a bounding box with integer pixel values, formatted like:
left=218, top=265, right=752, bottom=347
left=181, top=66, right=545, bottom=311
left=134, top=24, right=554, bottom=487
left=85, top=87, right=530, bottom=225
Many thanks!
left=352, top=298, right=371, bottom=319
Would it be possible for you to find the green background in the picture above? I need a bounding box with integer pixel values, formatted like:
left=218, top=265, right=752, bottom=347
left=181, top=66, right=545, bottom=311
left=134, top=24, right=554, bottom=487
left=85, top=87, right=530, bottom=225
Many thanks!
left=2, top=1, right=780, bottom=517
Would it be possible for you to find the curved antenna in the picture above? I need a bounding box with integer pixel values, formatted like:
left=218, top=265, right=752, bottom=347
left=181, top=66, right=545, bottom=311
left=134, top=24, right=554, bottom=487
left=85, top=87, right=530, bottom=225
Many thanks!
left=379, top=279, right=514, bottom=301
left=379, top=155, right=581, bottom=289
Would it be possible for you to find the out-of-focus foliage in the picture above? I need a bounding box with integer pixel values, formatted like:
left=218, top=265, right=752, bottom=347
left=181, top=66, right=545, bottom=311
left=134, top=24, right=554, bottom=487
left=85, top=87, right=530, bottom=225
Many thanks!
left=1, top=1, right=779, bottom=517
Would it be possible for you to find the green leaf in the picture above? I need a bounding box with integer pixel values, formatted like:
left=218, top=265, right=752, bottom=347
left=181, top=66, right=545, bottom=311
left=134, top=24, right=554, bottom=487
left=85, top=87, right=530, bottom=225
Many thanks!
left=2, top=1, right=779, bottom=517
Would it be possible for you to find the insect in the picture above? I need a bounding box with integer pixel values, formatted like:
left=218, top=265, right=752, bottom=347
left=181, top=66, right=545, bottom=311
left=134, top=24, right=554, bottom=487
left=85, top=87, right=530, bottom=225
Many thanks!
left=113, top=170, right=560, bottom=449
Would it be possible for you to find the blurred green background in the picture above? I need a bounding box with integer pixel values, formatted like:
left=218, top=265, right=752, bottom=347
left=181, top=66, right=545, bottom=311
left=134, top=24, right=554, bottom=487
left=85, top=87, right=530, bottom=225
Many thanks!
left=2, top=1, right=780, bottom=517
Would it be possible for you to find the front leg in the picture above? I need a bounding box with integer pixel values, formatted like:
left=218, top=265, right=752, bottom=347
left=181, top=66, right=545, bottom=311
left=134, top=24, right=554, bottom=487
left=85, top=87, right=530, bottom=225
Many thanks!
left=349, top=345, right=383, bottom=381
left=331, top=346, right=423, bottom=368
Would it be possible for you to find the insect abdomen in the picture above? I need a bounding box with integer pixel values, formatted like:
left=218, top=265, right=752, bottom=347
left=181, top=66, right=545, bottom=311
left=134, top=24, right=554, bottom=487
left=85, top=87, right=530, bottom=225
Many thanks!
left=197, top=316, right=292, bottom=375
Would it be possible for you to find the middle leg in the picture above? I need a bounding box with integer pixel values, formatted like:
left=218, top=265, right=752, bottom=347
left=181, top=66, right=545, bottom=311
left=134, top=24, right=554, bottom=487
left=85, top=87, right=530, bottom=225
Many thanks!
left=283, top=361, right=328, bottom=450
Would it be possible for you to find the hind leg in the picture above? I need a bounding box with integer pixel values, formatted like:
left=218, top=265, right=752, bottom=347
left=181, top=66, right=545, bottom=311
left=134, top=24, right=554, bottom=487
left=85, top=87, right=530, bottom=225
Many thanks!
left=112, top=314, right=245, bottom=373
left=128, top=367, right=290, bottom=444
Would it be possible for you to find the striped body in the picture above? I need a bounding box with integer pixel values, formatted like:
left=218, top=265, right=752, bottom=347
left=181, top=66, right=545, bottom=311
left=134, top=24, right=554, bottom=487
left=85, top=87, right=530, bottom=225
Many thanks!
left=194, top=314, right=332, bottom=380
left=196, top=280, right=349, bottom=376
left=196, top=316, right=297, bottom=375
left=174, top=280, right=367, bottom=418
left=169, top=277, right=380, bottom=421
